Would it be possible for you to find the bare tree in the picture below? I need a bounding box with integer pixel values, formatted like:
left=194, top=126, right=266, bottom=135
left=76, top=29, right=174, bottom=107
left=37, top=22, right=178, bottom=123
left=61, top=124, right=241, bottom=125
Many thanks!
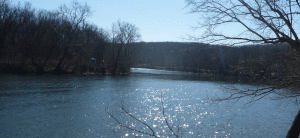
left=110, top=21, right=141, bottom=74
left=0, top=0, right=11, bottom=59
left=186, top=0, right=299, bottom=47
left=186, top=0, right=300, bottom=137
left=53, top=0, right=92, bottom=74
left=0, top=0, right=110, bottom=74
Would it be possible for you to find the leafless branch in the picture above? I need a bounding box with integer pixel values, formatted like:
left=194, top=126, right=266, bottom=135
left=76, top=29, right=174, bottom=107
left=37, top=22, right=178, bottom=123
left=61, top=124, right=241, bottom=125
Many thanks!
left=106, top=94, right=185, bottom=138
left=106, top=101, right=159, bottom=138
left=160, top=93, right=180, bottom=138
left=186, top=0, right=300, bottom=49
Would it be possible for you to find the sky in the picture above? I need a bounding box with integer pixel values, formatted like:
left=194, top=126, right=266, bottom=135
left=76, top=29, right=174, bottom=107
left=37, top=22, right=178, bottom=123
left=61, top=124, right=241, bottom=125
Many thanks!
left=12, top=0, right=202, bottom=42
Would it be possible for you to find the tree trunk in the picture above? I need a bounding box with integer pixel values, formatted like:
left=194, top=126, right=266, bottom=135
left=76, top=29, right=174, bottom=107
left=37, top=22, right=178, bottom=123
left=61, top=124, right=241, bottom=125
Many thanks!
left=286, top=109, right=300, bottom=138
left=0, top=36, right=5, bottom=59
left=54, top=46, right=69, bottom=74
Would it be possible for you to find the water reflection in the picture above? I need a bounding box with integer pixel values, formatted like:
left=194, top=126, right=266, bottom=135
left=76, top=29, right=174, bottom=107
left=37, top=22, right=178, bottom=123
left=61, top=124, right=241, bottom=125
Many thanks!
left=131, top=68, right=258, bottom=84
left=108, top=68, right=298, bottom=137
left=0, top=69, right=298, bottom=138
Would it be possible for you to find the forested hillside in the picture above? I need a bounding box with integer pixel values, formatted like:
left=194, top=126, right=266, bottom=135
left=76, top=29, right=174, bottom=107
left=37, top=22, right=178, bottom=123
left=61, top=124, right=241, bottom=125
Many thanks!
left=133, top=42, right=292, bottom=80
left=0, top=1, right=140, bottom=75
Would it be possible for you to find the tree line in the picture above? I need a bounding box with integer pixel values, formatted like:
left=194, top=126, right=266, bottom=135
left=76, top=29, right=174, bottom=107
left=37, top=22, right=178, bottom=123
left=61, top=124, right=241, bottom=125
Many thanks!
left=0, top=0, right=297, bottom=83
left=0, top=0, right=141, bottom=75
left=133, top=42, right=294, bottom=82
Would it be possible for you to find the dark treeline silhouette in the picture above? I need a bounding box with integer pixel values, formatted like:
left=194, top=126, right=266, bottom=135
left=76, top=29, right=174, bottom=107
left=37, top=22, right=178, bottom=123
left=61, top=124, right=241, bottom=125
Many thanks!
left=0, top=0, right=140, bottom=75
left=133, top=42, right=292, bottom=81
left=0, top=0, right=294, bottom=78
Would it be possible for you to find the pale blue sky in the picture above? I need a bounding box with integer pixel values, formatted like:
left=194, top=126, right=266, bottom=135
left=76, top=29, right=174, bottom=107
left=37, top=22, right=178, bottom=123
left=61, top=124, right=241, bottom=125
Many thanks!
left=12, top=0, right=202, bottom=42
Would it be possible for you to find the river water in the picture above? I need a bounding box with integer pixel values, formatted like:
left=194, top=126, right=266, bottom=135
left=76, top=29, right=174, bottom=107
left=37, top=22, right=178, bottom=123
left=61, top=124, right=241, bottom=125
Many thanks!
left=0, top=68, right=298, bottom=138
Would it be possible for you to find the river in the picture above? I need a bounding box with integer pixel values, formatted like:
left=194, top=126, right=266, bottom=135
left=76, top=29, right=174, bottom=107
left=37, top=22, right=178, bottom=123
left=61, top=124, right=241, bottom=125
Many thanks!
left=0, top=68, right=298, bottom=138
